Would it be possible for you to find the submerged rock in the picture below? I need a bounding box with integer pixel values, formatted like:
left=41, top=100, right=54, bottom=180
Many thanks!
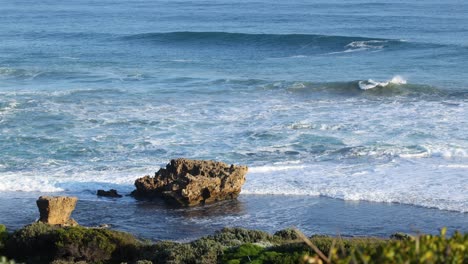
left=132, top=158, right=248, bottom=206
left=36, top=196, right=78, bottom=226
left=97, top=189, right=123, bottom=198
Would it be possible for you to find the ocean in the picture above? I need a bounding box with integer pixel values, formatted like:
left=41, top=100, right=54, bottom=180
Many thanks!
left=0, top=0, right=467, bottom=240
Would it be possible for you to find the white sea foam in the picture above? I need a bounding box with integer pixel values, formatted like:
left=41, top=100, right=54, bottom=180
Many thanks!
left=0, top=168, right=151, bottom=194
left=346, top=40, right=387, bottom=50
left=358, top=75, right=407, bottom=90
left=327, top=40, right=387, bottom=55
left=243, top=159, right=468, bottom=213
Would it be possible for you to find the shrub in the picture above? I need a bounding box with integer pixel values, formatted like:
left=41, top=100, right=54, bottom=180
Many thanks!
left=390, top=232, right=412, bottom=241
left=273, top=228, right=299, bottom=241
left=223, top=243, right=308, bottom=264
left=190, top=238, right=224, bottom=264
left=210, top=227, right=273, bottom=246
left=55, top=226, right=141, bottom=263
left=142, top=239, right=225, bottom=264
left=5, top=223, right=141, bottom=264
left=0, top=225, right=7, bottom=253
left=55, top=227, right=117, bottom=263
left=5, top=222, right=57, bottom=263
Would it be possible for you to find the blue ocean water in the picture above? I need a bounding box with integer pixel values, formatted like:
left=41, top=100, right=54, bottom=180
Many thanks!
left=0, top=0, right=467, bottom=237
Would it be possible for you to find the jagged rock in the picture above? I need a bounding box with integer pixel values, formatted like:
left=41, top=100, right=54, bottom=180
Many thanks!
left=132, top=158, right=248, bottom=206
left=36, top=196, right=78, bottom=226
left=97, top=189, right=123, bottom=198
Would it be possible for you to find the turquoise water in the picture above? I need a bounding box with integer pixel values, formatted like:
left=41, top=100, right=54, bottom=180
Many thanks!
left=0, top=0, right=467, bottom=236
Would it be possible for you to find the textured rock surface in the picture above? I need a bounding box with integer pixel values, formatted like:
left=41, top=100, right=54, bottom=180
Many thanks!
left=133, top=158, right=248, bottom=206
left=36, top=196, right=78, bottom=226
left=97, top=189, right=123, bottom=198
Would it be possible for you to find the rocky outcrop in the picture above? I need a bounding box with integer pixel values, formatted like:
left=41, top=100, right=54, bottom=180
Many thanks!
left=97, top=189, right=122, bottom=198
left=132, top=158, right=248, bottom=206
left=36, top=196, right=78, bottom=226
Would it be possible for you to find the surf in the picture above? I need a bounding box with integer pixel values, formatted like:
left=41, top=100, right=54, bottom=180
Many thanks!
left=358, top=75, right=407, bottom=90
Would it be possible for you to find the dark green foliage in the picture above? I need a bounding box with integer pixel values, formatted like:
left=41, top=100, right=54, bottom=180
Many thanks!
left=139, top=238, right=224, bottom=264
left=273, top=228, right=299, bottom=241
left=5, top=223, right=140, bottom=264
left=136, top=228, right=271, bottom=264
left=189, top=238, right=224, bottom=263
left=223, top=243, right=307, bottom=264
left=55, top=227, right=116, bottom=262
left=208, top=227, right=274, bottom=246
left=390, top=232, right=412, bottom=241
left=5, top=222, right=57, bottom=263
left=54, top=226, right=140, bottom=263
left=225, top=243, right=263, bottom=260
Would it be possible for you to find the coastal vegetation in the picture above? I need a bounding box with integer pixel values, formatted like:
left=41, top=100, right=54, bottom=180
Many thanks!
left=0, top=223, right=466, bottom=263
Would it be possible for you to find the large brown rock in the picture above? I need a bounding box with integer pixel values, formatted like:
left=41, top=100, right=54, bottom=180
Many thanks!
left=133, top=158, right=248, bottom=206
left=36, top=196, right=78, bottom=226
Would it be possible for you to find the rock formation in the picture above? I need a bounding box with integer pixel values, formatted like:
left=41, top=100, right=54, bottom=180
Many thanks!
left=133, top=158, right=248, bottom=206
left=36, top=196, right=78, bottom=226
left=97, top=189, right=123, bottom=198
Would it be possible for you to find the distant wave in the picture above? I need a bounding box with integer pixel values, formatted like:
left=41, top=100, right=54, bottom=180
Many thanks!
left=267, top=78, right=452, bottom=98
left=0, top=66, right=147, bottom=83
left=122, top=31, right=413, bottom=54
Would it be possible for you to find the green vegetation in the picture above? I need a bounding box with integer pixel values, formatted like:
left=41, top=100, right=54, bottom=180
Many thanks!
left=0, top=225, right=14, bottom=264
left=5, top=223, right=141, bottom=264
left=1, top=223, right=466, bottom=264
left=0, top=225, right=7, bottom=253
left=301, top=227, right=467, bottom=264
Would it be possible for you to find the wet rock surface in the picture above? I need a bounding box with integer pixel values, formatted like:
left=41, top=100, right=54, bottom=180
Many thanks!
left=133, top=158, right=248, bottom=206
left=97, top=189, right=123, bottom=198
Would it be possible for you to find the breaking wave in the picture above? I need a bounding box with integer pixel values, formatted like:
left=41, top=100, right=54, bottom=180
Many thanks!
left=358, top=76, right=407, bottom=90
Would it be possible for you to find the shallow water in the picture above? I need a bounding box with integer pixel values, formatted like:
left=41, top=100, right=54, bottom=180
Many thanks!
left=1, top=193, right=466, bottom=241
left=0, top=0, right=467, bottom=236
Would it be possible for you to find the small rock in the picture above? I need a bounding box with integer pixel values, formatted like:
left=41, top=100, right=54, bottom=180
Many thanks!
left=132, top=158, right=248, bottom=206
left=97, top=189, right=122, bottom=198
left=36, top=196, right=78, bottom=226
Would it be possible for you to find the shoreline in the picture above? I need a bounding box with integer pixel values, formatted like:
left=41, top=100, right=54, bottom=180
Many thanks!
left=0, top=193, right=466, bottom=242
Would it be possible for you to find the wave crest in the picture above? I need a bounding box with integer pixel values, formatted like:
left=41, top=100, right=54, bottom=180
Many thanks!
left=358, top=76, right=407, bottom=90
left=122, top=31, right=408, bottom=55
